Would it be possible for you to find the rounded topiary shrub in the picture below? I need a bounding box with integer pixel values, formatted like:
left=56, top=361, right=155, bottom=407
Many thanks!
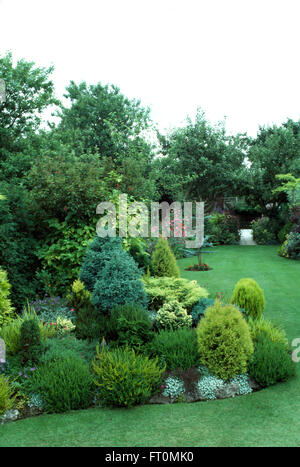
left=151, top=237, right=180, bottom=278
left=92, top=346, right=165, bottom=407
left=196, top=301, right=254, bottom=380
left=154, top=301, right=192, bottom=330
left=230, top=278, right=265, bottom=320
left=248, top=332, right=296, bottom=387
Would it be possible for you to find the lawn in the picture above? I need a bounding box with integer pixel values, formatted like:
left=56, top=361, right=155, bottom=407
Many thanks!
left=1, top=245, right=300, bottom=447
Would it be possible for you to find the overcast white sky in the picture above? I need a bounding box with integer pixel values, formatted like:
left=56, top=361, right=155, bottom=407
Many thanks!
left=1, top=0, right=300, bottom=136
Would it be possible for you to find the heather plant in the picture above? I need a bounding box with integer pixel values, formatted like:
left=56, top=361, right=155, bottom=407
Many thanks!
left=196, top=301, right=254, bottom=380
left=151, top=237, right=180, bottom=278
left=231, top=278, right=265, bottom=320
left=146, top=328, right=199, bottom=370
left=92, top=345, right=165, bottom=407
left=248, top=332, right=296, bottom=387
left=29, top=355, right=94, bottom=413
left=248, top=317, right=289, bottom=350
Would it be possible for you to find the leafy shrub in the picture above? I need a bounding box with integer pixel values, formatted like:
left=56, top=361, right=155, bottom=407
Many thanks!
left=143, top=276, right=208, bottom=312
left=151, top=237, right=180, bottom=278
left=109, top=304, right=153, bottom=349
left=123, top=237, right=151, bottom=270
left=20, top=319, right=43, bottom=365
left=0, top=268, right=15, bottom=328
left=205, top=213, right=240, bottom=245
left=231, top=278, right=265, bottom=320
left=154, top=301, right=192, bottom=330
left=248, top=332, right=296, bottom=387
left=146, top=328, right=199, bottom=370
left=30, top=355, right=94, bottom=413
left=92, top=346, right=165, bottom=407
left=278, top=232, right=300, bottom=260
left=248, top=317, right=289, bottom=350
left=191, top=298, right=215, bottom=326
left=0, top=375, right=15, bottom=415
left=251, top=216, right=278, bottom=245
left=278, top=222, right=293, bottom=244
left=196, top=301, right=254, bottom=380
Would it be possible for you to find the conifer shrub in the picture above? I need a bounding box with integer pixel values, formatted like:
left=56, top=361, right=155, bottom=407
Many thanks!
left=196, top=301, right=254, bottom=380
left=191, top=297, right=215, bottom=326
left=80, top=237, right=147, bottom=313
left=0, top=268, right=15, bottom=328
left=230, top=278, right=265, bottom=320
left=67, top=280, right=104, bottom=340
left=143, top=276, right=208, bottom=312
left=248, top=332, right=296, bottom=387
left=79, top=236, right=123, bottom=292
left=20, top=318, right=43, bottom=365
left=154, top=301, right=192, bottom=330
left=92, top=346, right=165, bottom=407
left=151, top=237, right=180, bottom=278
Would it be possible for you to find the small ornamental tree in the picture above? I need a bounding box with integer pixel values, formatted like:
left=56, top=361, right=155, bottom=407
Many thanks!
left=231, top=278, right=265, bottom=320
left=20, top=318, right=43, bottom=365
left=151, top=237, right=180, bottom=278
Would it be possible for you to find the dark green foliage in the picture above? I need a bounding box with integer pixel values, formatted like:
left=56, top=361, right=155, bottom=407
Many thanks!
left=278, top=222, right=293, bottom=244
left=205, top=213, right=240, bottom=245
left=42, top=335, right=98, bottom=364
left=191, top=298, right=215, bottom=326
left=92, top=345, right=165, bottom=408
left=151, top=237, right=180, bottom=277
left=248, top=332, right=296, bottom=387
left=30, top=355, right=94, bottom=413
left=0, top=183, right=39, bottom=309
left=79, top=236, right=122, bottom=292
left=145, top=328, right=199, bottom=370
left=75, top=303, right=108, bottom=341
left=108, top=304, right=153, bottom=349
left=20, top=319, right=43, bottom=365
left=251, top=216, right=278, bottom=245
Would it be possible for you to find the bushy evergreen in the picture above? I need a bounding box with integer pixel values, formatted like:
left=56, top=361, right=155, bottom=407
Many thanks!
left=20, top=318, right=43, bottom=365
left=79, top=236, right=147, bottom=313
left=196, top=301, right=254, bottom=380
left=231, top=278, right=265, bottom=320
left=151, top=237, right=180, bottom=278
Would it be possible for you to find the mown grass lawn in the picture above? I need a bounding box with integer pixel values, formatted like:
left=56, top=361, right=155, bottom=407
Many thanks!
left=1, top=245, right=300, bottom=447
